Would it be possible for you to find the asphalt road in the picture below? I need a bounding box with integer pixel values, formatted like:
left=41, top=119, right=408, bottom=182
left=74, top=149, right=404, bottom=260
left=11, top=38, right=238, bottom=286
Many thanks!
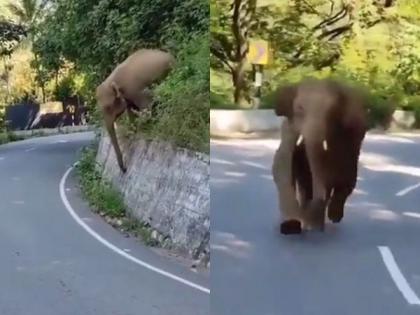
left=211, top=133, right=420, bottom=315
left=0, top=132, right=209, bottom=315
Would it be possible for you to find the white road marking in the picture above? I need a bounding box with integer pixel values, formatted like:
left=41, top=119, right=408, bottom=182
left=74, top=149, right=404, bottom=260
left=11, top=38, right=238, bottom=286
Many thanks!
left=60, top=166, right=210, bottom=294
left=396, top=182, right=420, bottom=196
left=25, top=147, right=36, bottom=152
left=403, top=212, right=420, bottom=219
left=378, top=246, right=420, bottom=305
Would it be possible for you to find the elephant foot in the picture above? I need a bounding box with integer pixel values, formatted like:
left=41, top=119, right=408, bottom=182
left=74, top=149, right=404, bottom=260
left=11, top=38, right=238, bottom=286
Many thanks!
left=328, top=205, right=344, bottom=223
left=328, top=213, right=343, bottom=223
left=280, top=219, right=302, bottom=235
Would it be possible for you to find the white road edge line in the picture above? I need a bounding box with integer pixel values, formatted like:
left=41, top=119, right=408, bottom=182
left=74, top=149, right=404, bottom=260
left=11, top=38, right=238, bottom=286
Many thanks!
left=60, top=166, right=210, bottom=295
left=396, top=182, right=420, bottom=196
left=378, top=246, right=420, bottom=305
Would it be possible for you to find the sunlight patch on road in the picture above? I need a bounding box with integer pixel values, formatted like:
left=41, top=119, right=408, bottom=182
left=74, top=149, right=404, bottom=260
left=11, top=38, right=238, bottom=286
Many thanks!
left=212, top=231, right=253, bottom=259
left=224, top=171, right=246, bottom=178
left=367, top=135, right=415, bottom=144
left=240, top=160, right=268, bottom=170
left=11, top=200, right=25, bottom=205
left=369, top=209, right=399, bottom=221
left=403, top=212, right=420, bottom=219
left=353, top=188, right=368, bottom=195
left=211, top=158, right=234, bottom=166
left=260, top=174, right=273, bottom=180
left=210, top=177, right=239, bottom=185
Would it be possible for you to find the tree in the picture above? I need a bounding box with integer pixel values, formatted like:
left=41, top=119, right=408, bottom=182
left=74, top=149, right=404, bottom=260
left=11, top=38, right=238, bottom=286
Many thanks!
left=211, top=0, right=256, bottom=106
left=6, top=0, right=47, bottom=27
left=0, top=21, right=26, bottom=56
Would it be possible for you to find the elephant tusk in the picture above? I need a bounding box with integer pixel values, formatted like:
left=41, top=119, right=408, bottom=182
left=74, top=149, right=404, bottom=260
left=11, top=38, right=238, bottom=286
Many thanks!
left=296, top=135, right=303, bottom=146
left=323, top=140, right=328, bottom=151
left=330, top=188, right=335, bottom=198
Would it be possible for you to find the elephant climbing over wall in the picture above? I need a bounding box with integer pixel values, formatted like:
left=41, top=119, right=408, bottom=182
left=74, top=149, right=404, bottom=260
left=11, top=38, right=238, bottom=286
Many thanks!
left=96, top=49, right=175, bottom=173
left=271, top=78, right=368, bottom=234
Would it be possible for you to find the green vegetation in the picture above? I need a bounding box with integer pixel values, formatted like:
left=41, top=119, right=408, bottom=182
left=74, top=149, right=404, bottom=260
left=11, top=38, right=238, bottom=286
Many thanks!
left=77, top=146, right=126, bottom=218
left=0, top=0, right=209, bottom=152
left=211, top=0, right=420, bottom=128
left=76, top=146, right=159, bottom=246
left=0, top=131, right=24, bottom=144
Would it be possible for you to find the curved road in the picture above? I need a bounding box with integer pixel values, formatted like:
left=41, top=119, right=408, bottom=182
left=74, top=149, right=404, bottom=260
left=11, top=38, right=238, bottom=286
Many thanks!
left=0, top=132, right=209, bottom=315
left=211, top=133, right=420, bottom=315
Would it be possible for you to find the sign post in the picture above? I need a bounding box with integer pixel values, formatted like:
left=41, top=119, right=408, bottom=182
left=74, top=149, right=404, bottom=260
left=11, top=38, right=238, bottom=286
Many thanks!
left=247, top=39, right=270, bottom=108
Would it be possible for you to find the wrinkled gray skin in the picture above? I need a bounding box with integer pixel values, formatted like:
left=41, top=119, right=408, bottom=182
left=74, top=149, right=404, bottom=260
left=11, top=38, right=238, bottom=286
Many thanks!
left=272, top=78, right=368, bottom=234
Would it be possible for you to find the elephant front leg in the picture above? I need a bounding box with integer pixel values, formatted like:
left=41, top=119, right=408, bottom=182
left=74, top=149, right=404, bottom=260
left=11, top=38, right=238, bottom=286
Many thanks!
left=303, top=200, right=327, bottom=231
left=272, top=121, right=303, bottom=235
left=327, top=186, right=353, bottom=223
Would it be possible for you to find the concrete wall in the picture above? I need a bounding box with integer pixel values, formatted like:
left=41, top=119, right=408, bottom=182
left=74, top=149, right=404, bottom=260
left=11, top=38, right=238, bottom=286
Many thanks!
left=11, top=125, right=93, bottom=138
left=96, top=132, right=210, bottom=262
left=210, top=109, right=282, bottom=136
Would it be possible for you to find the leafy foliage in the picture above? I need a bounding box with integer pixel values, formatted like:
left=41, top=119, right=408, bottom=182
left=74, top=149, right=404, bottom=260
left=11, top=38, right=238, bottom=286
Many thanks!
left=0, top=20, right=26, bottom=56
left=211, top=0, right=420, bottom=128
left=32, top=0, right=209, bottom=151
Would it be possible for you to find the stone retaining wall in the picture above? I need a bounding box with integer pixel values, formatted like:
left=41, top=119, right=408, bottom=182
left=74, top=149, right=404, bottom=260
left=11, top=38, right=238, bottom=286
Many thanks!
left=96, top=132, right=210, bottom=263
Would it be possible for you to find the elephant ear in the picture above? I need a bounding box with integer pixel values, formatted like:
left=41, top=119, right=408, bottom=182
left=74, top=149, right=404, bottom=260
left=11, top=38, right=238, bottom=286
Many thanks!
left=339, top=84, right=369, bottom=136
left=274, top=84, right=297, bottom=118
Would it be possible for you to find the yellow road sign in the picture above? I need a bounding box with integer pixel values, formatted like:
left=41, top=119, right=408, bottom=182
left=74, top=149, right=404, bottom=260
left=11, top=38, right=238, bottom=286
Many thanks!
left=247, top=40, right=270, bottom=65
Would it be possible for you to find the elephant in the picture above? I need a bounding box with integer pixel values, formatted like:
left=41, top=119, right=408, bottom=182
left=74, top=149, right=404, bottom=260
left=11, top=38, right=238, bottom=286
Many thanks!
left=96, top=49, right=175, bottom=173
left=271, top=78, right=368, bottom=234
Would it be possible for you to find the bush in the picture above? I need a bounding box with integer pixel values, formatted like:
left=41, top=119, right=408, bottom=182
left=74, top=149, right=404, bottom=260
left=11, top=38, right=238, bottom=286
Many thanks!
left=76, top=146, right=126, bottom=218
left=405, top=96, right=420, bottom=128
left=137, top=35, right=210, bottom=153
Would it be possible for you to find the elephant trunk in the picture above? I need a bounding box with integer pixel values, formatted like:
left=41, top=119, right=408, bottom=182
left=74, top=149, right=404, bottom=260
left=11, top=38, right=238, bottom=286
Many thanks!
left=301, top=122, right=329, bottom=229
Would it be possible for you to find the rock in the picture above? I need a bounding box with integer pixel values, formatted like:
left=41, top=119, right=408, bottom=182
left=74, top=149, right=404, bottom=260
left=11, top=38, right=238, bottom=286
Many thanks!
left=151, top=230, right=158, bottom=240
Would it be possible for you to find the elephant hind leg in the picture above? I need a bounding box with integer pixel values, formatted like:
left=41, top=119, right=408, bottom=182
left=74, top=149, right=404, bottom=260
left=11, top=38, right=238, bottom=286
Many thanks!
left=328, top=186, right=353, bottom=223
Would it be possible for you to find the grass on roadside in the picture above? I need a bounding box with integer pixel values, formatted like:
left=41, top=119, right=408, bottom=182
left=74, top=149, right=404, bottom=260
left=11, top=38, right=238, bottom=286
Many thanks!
left=0, top=132, right=25, bottom=145
left=75, top=145, right=159, bottom=246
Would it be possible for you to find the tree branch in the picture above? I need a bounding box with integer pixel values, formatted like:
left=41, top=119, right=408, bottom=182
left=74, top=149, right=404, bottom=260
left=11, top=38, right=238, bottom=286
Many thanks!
left=210, top=42, right=234, bottom=72
left=319, top=24, right=353, bottom=40
left=312, top=5, right=348, bottom=31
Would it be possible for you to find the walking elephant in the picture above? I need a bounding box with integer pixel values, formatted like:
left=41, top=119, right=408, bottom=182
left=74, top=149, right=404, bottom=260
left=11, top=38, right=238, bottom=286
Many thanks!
left=271, top=78, right=368, bottom=234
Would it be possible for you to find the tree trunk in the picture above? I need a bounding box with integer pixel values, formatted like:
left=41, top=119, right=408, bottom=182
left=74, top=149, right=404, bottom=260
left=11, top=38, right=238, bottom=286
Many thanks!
left=232, top=61, right=247, bottom=107
left=231, top=0, right=256, bottom=108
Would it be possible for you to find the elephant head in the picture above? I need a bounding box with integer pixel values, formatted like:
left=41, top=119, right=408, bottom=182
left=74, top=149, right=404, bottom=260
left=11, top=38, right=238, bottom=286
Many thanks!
left=273, top=78, right=368, bottom=232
